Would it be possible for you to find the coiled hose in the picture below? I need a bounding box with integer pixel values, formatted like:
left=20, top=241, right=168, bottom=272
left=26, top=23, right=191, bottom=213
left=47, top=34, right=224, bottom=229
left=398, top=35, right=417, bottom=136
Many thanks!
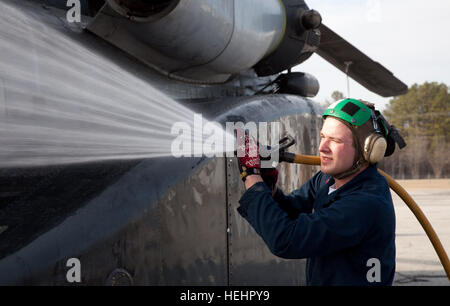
left=283, top=153, right=450, bottom=281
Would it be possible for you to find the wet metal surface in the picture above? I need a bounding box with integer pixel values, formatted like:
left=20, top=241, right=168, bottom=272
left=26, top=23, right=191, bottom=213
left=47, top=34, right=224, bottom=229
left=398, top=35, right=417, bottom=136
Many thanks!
left=0, top=96, right=323, bottom=285
left=0, top=0, right=324, bottom=285
left=223, top=99, right=323, bottom=285
left=88, top=0, right=284, bottom=83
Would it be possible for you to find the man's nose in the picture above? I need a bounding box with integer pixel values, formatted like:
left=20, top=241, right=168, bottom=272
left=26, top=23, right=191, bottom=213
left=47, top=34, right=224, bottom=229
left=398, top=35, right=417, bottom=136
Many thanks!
left=319, top=138, right=330, bottom=153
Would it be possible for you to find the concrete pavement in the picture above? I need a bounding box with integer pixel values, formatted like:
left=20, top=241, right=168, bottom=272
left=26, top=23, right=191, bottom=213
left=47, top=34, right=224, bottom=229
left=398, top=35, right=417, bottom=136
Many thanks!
left=391, top=179, right=450, bottom=286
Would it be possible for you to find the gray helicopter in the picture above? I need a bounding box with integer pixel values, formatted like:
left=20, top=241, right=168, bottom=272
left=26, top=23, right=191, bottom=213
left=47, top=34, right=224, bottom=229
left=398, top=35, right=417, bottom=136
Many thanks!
left=0, top=0, right=406, bottom=285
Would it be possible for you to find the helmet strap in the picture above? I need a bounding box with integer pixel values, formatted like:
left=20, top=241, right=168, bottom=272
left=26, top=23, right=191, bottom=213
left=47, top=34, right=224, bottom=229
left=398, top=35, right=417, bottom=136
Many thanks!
left=333, top=158, right=365, bottom=180
left=333, top=131, right=366, bottom=180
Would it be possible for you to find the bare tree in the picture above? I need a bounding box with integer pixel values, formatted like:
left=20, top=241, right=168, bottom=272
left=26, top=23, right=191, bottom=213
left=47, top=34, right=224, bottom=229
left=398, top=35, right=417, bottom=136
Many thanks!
left=428, top=136, right=449, bottom=178
left=404, top=135, right=429, bottom=179
left=331, top=91, right=344, bottom=102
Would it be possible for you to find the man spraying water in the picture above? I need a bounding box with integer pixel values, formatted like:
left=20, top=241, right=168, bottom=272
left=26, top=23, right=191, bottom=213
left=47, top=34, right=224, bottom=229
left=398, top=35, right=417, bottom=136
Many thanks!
left=236, top=98, right=404, bottom=286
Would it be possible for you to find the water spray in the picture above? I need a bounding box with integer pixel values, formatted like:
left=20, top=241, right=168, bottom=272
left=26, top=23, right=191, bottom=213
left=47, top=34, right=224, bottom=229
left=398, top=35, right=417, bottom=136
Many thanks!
left=0, top=1, right=233, bottom=168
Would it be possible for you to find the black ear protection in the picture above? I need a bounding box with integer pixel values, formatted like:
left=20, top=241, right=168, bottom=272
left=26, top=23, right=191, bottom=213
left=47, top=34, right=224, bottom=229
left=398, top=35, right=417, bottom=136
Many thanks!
left=363, top=110, right=387, bottom=164
left=377, top=112, right=407, bottom=157
left=364, top=110, right=406, bottom=163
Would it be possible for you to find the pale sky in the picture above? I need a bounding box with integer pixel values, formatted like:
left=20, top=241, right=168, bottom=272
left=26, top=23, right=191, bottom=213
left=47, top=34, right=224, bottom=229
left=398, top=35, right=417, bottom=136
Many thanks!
left=293, top=0, right=450, bottom=110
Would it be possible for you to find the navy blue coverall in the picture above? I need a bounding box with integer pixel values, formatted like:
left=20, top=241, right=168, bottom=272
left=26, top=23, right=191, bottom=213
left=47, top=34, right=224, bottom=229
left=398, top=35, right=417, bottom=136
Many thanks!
left=237, top=164, right=396, bottom=285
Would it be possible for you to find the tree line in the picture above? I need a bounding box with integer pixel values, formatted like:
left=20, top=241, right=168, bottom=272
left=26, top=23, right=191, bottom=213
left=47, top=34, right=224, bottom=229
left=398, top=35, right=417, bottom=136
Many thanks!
left=380, top=82, right=449, bottom=179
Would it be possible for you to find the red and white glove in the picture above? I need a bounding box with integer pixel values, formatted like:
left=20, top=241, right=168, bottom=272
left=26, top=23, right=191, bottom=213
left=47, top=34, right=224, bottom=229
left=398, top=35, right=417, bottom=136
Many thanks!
left=236, top=130, right=261, bottom=181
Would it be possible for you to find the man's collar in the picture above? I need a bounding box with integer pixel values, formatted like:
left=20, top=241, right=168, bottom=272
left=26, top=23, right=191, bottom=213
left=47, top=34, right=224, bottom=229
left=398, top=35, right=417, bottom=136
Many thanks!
left=328, top=164, right=378, bottom=196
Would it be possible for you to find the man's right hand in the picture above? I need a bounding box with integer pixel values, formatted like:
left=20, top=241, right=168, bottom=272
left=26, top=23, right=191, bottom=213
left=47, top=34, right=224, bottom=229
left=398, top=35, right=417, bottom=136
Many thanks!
left=237, top=130, right=261, bottom=183
left=236, top=129, right=279, bottom=194
left=237, top=131, right=260, bottom=169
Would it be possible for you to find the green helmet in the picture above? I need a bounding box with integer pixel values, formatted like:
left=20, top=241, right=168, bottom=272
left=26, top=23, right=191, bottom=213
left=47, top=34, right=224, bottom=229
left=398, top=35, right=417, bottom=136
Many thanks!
left=322, top=98, right=388, bottom=178
left=323, top=98, right=372, bottom=127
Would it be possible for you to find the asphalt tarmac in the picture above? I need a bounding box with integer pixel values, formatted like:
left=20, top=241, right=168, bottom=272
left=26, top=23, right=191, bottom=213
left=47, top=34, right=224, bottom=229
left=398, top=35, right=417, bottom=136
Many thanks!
left=391, top=179, right=450, bottom=286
